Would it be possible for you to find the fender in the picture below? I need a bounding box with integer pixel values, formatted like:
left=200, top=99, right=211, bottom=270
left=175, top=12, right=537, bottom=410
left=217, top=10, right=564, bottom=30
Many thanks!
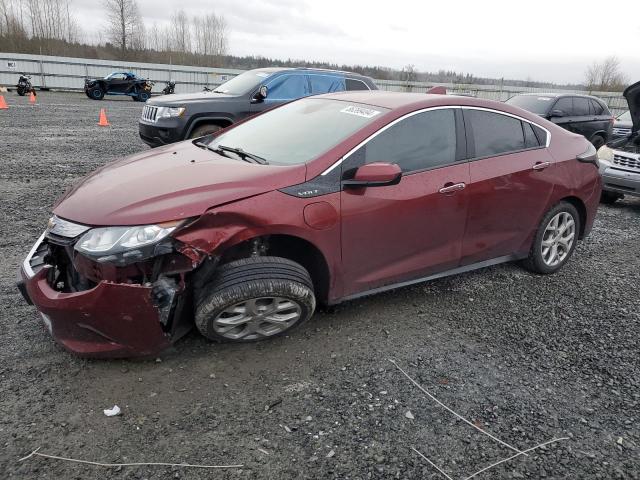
left=184, top=115, right=236, bottom=139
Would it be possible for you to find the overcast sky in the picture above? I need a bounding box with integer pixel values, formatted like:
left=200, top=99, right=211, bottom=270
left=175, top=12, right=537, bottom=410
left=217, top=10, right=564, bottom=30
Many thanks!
left=74, top=0, right=640, bottom=85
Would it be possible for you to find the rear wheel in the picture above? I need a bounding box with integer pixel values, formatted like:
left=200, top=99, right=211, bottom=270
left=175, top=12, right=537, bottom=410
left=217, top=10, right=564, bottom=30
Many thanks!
left=522, top=201, right=580, bottom=274
left=600, top=191, right=623, bottom=205
left=195, top=257, right=316, bottom=343
left=591, top=135, right=605, bottom=149
left=88, top=87, right=104, bottom=100
left=134, top=91, right=150, bottom=102
left=17, top=86, right=26, bottom=96
left=189, top=123, right=222, bottom=139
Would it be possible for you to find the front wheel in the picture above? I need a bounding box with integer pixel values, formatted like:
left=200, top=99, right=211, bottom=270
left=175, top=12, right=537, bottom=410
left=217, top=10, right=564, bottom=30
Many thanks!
left=17, top=86, right=26, bottom=96
left=195, top=257, right=316, bottom=343
left=189, top=123, right=222, bottom=139
left=600, top=191, right=623, bottom=205
left=591, top=135, right=605, bottom=149
left=522, top=202, right=580, bottom=274
left=88, top=87, right=104, bottom=100
left=135, top=91, right=150, bottom=102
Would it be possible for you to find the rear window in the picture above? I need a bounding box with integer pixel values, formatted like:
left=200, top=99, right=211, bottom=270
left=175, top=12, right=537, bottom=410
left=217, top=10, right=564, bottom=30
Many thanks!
left=467, top=110, right=526, bottom=157
left=506, top=95, right=553, bottom=115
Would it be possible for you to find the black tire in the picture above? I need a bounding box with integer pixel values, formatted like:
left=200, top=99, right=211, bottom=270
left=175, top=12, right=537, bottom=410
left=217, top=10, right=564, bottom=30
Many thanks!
left=133, top=91, right=150, bottom=102
left=600, top=191, right=622, bottom=205
left=591, top=135, right=605, bottom=149
left=521, top=201, right=581, bottom=275
left=17, top=87, right=26, bottom=96
left=189, top=123, right=222, bottom=139
left=195, top=256, right=316, bottom=343
left=88, top=87, right=104, bottom=100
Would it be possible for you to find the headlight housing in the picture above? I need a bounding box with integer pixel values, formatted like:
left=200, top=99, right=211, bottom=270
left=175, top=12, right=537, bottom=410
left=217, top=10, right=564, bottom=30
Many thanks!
left=74, top=221, right=181, bottom=265
left=597, top=145, right=614, bottom=163
left=157, top=106, right=185, bottom=119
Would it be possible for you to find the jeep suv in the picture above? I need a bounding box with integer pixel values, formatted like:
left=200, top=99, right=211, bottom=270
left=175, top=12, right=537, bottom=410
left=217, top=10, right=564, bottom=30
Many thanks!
left=138, top=67, right=377, bottom=147
left=506, top=93, right=613, bottom=148
left=19, top=92, right=601, bottom=358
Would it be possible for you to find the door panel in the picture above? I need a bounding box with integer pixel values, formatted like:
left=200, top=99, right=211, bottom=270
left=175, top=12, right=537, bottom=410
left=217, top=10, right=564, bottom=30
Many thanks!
left=461, top=148, right=556, bottom=264
left=341, top=164, right=470, bottom=296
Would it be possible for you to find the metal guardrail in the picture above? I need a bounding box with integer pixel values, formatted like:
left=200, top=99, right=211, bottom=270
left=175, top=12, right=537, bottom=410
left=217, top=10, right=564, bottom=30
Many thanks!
left=0, top=52, right=628, bottom=115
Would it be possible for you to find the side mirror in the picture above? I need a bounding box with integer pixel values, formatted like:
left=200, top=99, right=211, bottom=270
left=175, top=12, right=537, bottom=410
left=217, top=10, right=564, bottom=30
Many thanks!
left=550, top=109, right=565, bottom=118
left=252, top=85, right=268, bottom=103
left=343, top=162, right=402, bottom=188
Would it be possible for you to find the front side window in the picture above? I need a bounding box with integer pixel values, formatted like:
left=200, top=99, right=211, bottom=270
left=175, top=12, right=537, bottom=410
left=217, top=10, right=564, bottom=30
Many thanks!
left=352, top=109, right=457, bottom=173
left=214, top=70, right=274, bottom=95
left=466, top=110, right=528, bottom=157
left=346, top=78, right=370, bottom=91
left=202, top=98, right=388, bottom=166
left=308, top=75, right=346, bottom=94
left=267, top=74, right=310, bottom=100
left=553, top=97, right=573, bottom=116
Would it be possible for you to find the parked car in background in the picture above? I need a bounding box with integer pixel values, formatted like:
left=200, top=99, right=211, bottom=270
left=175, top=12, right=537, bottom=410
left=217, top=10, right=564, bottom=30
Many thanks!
left=84, top=72, right=153, bottom=102
left=506, top=93, right=613, bottom=148
left=612, top=110, right=633, bottom=138
left=597, top=81, right=640, bottom=204
left=138, top=67, right=377, bottom=147
left=19, top=92, right=601, bottom=358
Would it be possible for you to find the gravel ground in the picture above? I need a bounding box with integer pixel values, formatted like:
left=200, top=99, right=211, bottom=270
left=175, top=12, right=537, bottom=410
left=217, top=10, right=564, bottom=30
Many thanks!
left=0, top=91, right=639, bottom=479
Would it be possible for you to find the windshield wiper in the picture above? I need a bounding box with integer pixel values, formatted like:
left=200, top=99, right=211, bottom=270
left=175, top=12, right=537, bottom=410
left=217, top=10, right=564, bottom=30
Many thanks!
left=215, top=144, right=268, bottom=165
left=194, top=141, right=268, bottom=165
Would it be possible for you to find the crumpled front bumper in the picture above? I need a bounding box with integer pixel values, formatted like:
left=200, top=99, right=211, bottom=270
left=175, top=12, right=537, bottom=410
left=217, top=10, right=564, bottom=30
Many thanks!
left=17, top=236, right=172, bottom=359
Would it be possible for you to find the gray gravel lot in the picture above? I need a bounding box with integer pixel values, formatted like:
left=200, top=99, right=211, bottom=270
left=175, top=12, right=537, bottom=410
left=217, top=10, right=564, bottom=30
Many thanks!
left=0, top=91, right=639, bottom=479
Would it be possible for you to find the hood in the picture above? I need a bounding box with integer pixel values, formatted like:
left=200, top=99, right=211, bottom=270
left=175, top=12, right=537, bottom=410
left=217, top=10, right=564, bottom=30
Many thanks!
left=148, top=91, right=236, bottom=106
left=623, top=81, right=640, bottom=133
left=53, top=141, right=306, bottom=226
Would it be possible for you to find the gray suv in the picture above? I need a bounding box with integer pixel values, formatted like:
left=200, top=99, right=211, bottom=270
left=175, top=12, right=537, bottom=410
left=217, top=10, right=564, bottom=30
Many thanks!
left=138, top=67, right=377, bottom=147
left=597, top=80, right=640, bottom=204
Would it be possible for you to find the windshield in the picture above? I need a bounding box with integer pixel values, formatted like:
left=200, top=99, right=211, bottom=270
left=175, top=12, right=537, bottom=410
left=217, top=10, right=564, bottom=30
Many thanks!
left=214, top=70, right=275, bottom=95
left=617, top=110, right=631, bottom=122
left=202, top=98, right=388, bottom=165
left=506, top=95, right=554, bottom=115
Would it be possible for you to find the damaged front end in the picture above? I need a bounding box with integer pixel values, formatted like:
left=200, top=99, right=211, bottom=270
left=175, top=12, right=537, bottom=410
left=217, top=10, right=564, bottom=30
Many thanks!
left=17, top=216, right=210, bottom=358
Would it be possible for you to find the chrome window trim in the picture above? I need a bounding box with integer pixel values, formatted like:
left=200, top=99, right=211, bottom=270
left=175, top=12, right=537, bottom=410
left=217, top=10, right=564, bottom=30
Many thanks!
left=22, top=231, right=46, bottom=278
left=320, top=105, right=552, bottom=176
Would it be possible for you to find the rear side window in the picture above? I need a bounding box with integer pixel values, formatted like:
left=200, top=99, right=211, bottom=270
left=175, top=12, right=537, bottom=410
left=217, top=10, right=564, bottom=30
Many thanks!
left=523, top=122, right=540, bottom=148
left=573, top=97, right=590, bottom=116
left=346, top=78, right=370, bottom=91
left=466, top=110, right=526, bottom=157
left=267, top=74, right=310, bottom=100
left=553, top=97, right=573, bottom=116
left=308, top=74, right=346, bottom=94
left=357, top=109, right=457, bottom=173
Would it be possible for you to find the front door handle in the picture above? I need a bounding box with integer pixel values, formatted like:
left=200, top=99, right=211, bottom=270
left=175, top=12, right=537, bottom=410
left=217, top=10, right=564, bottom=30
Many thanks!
left=532, top=161, right=551, bottom=171
left=439, top=182, right=466, bottom=194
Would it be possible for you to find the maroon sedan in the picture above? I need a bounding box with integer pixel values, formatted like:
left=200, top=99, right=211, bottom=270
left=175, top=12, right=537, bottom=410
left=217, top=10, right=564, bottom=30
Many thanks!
left=18, top=92, right=601, bottom=358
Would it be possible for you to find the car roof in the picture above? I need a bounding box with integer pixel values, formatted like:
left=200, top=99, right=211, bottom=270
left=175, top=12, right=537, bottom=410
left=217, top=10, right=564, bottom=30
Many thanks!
left=254, top=67, right=368, bottom=78
left=313, top=91, right=504, bottom=109
left=514, top=92, right=602, bottom=101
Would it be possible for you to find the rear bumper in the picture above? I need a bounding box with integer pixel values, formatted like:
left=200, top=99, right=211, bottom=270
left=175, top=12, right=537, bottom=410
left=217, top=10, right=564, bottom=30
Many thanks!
left=601, top=167, right=640, bottom=197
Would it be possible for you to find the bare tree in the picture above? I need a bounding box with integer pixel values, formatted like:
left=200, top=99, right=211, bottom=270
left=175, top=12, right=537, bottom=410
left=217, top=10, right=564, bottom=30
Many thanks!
left=585, top=56, right=628, bottom=92
left=104, top=0, right=142, bottom=54
left=193, top=12, right=228, bottom=61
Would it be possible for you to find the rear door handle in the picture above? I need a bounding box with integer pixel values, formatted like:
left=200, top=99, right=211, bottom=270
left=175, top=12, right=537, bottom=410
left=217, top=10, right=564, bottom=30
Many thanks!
left=532, top=161, right=551, bottom=171
left=439, top=182, right=466, bottom=194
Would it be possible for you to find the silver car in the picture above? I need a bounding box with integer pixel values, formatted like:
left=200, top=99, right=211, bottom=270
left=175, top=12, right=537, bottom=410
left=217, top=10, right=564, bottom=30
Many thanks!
left=597, top=81, right=639, bottom=204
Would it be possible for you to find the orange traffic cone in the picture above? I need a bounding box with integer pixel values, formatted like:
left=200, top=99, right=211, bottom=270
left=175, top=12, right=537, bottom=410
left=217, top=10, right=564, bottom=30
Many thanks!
left=29, top=91, right=36, bottom=104
left=0, top=95, right=8, bottom=109
left=98, top=108, right=110, bottom=126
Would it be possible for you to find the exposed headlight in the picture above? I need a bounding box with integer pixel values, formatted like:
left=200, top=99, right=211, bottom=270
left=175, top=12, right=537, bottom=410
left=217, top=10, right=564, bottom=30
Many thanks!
left=75, top=221, right=181, bottom=264
left=597, top=145, right=614, bottom=163
left=157, top=106, right=185, bottom=119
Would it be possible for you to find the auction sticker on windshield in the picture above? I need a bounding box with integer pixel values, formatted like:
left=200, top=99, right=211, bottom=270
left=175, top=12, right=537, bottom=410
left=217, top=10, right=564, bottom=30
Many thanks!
left=340, top=105, right=381, bottom=118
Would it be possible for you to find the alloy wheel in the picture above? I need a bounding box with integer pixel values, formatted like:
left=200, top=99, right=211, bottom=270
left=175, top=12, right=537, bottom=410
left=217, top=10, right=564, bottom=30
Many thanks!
left=213, top=297, right=302, bottom=341
left=541, top=211, right=576, bottom=267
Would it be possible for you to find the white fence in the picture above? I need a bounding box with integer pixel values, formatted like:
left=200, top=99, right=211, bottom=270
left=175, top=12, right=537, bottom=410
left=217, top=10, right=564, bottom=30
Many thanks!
left=0, top=52, right=628, bottom=115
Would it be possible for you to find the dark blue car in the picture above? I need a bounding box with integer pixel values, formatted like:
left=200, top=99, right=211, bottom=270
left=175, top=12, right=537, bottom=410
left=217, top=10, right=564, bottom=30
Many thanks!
left=139, top=67, right=377, bottom=147
left=85, top=71, right=153, bottom=102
